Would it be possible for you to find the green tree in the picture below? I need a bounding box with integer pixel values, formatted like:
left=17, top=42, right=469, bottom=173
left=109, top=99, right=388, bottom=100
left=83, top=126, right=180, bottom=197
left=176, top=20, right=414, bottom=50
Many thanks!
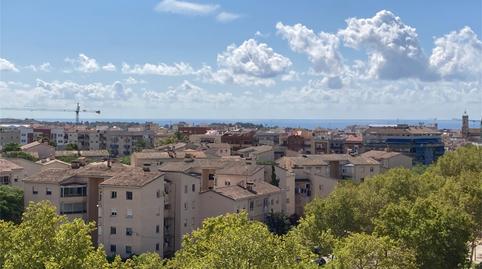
left=0, top=185, right=23, bottom=223
left=328, top=233, right=417, bottom=269
left=433, top=145, right=482, bottom=177
left=120, top=155, right=131, bottom=165
left=1, top=201, right=109, bottom=269
left=170, top=212, right=310, bottom=269
left=375, top=198, right=472, bottom=269
left=270, top=165, right=279, bottom=186
left=65, top=143, right=79, bottom=151
left=265, top=211, right=292, bottom=235
left=303, top=183, right=363, bottom=238
left=134, top=140, right=147, bottom=152
left=2, top=143, right=20, bottom=152
left=434, top=171, right=482, bottom=266
left=4, top=151, right=39, bottom=161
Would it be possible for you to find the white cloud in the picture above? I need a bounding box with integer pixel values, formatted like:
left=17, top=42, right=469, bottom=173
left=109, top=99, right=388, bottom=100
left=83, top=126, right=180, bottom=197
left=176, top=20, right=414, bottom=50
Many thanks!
left=216, top=12, right=241, bottom=23
left=276, top=22, right=344, bottom=75
left=155, top=0, right=219, bottom=16
left=199, top=39, right=293, bottom=87
left=124, top=77, right=147, bottom=85
left=217, top=38, right=292, bottom=78
left=338, top=10, right=437, bottom=80
left=0, top=58, right=19, bottom=72
left=25, top=62, right=52, bottom=72
left=102, top=63, right=116, bottom=72
left=429, top=26, right=482, bottom=80
left=121, top=62, right=194, bottom=76
left=281, top=70, right=299, bottom=81
left=143, top=80, right=232, bottom=103
left=65, top=53, right=100, bottom=73
left=34, top=79, right=132, bottom=101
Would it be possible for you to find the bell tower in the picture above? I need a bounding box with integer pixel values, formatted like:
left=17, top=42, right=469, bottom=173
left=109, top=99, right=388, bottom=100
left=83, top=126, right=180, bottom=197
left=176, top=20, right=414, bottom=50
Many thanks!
left=462, top=111, right=469, bottom=138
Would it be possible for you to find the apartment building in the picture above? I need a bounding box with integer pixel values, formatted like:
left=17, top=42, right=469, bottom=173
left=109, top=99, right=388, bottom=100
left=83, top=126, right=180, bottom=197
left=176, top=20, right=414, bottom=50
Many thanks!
left=202, top=143, right=231, bottom=157
left=237, top=145, right=275, bottom=162
left=363, top=124, right=444, bottom=164
left=199, top=181, right=283, bottom=222
left=292, top=171, right=338, bottom=216
left=189, top=133, right=222, bottom=144
left=0, top=158, right=24, bottom=188
left=161, top=171, right=200, bottom=255
left=360, top=150, right=412, bottom=172
left=0, top=127, right=20, bottom=150
left=131, top=150, right=207, bottom=172
left=50, top=127, right=66, bottom=147
left=18, top=126, right=34, bottom=145
left=20, top=141, right=55, bottom=159
left=221, top=131, right=256, bottom=150
left=255, top=131, right=283, bottom=146
left=22, top=163, right=165, bottom=259
left=98, top=169, right=164, bottom=258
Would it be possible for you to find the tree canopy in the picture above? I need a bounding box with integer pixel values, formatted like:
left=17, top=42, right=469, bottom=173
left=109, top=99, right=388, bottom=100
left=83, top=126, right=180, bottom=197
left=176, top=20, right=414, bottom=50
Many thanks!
left=0, top=185, right=23, bottom=223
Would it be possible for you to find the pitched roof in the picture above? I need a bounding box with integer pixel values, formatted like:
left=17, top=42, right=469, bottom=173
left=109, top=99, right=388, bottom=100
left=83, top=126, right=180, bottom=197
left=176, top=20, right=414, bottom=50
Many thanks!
left=100, top=168, right=163, bottom=187
left=24, top=162, right=162, bottom=187
left=360, top=150, right=403, bottom=160
left=0, top=159, right=23, bottom=172
left=212, top=181, right=281, bottom=200
left=20, top=141, right=41, bottom=150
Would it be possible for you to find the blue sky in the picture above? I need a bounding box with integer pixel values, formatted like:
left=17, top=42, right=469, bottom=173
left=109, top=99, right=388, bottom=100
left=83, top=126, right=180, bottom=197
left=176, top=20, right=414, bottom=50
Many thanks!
left=1, top=0, right=481, bottom=120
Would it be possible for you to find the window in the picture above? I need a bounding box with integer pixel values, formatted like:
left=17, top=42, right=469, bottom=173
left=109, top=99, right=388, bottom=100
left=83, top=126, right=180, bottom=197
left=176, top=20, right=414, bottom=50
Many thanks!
left=46, top=187, right=52, bottom=195
left=110, top=226, right=116, bottom=235
left=370, top=167, right=374, bottom=172
left=111, top=191, right=117, bottom=199
left=184, top=219, right=187, bottom=227
left=192, top=184, right=195, bottom=192
left=125, top=245, right=132, bottom=255
left=249, top=201, right=254, bottom=211
left=156, top=190, right=161, bottom=198
left=126, top=191, right=133, bottom=200
left=156, top=243, right=160, bottom=251
left=126, top=227, right=133, bottom=236
left=184, top=202, right=187, bottom=210
left=60, top=202, right=87, bottom=214
left=208, top=174, right=215, bottom=180
left=126, top=209, right=133, bottom=218
left=111, top=208, right=117, bottom=216
left=61, top=185, right=87, bottom=197
left=156, top=225, right=160, bottom=233
left=184, top=185, right=188, bottom=194
left=32, top=186, right=38, bottom=195
left=0, top=176, right=10, bottom=184
left=110, top=244, right=116, bottom=253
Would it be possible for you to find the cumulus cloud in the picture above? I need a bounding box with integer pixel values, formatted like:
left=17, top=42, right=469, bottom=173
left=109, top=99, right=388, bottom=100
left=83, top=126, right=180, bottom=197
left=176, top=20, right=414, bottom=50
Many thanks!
left=155, top=0, right=219, bottom=15
left=199, top=39, right=293, bottom=86
left=429, top=26, right=482, bottom=80
left=0, top=58, right=19, bottom=72
left=216, top=12, right=241, bottom=23
left=65, top=53, right=100, bottom=73
left=124, top=77, right=147, bottom=85
left=338, top=10, right=437, bottom=80
left=102, top=63, right=116, bottom=72
left=34, top=79, right=132, bottom=101
left=26, top=62, right=52, bottom=72
left=276, top=22, right=343, bottom=75
left=217, top=39, right=292, bottom=78
left=143, top=80, right=232, bottom=103
left=121, top=62, right=195, bottom=76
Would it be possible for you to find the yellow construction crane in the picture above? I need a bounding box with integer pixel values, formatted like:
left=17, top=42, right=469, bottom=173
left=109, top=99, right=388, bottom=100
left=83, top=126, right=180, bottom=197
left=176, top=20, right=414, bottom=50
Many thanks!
left=1, top=102, right=101, bottom=124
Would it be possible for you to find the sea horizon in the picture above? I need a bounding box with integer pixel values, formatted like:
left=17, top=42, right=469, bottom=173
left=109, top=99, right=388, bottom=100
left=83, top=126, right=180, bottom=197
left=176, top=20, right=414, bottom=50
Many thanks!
left=5, top=117, right=473, bottom=130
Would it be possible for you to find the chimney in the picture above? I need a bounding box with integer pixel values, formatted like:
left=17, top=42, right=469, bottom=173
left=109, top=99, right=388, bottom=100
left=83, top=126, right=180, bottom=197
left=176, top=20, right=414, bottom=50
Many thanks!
left=246, top=181, right=256, bottom=193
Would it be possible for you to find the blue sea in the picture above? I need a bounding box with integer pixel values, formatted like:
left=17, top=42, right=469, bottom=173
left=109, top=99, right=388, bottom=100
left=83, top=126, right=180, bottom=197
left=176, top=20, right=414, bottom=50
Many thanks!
left=38, top=118, right=472, bottom=130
